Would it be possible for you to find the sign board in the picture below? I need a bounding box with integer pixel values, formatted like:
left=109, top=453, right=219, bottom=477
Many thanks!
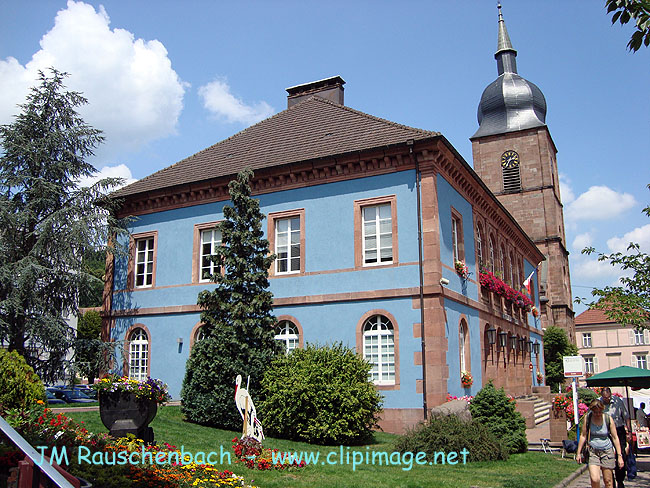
left=563, top=356, right=584, bottom=377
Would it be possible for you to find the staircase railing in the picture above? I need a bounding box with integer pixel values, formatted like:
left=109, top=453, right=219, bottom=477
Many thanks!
left=0, top=415, right=76, bottom=488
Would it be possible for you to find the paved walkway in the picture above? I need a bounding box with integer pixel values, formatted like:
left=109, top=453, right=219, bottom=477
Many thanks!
left=565, top=454, right=650, bottom=488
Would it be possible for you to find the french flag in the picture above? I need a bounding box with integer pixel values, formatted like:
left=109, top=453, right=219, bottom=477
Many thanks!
left=523, top=269, right=536, bottom=296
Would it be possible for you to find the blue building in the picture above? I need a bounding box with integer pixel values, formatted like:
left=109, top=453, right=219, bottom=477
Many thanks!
left=105, top=11, right=572, bottom=433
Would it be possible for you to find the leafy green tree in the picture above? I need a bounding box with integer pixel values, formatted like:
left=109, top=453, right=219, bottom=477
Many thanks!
left=75, top=310, right=102, bottom=384
left=580, top=184, right=649, bottom=330
left=0, top=69, right=124, bottom=384
left=543, top=326, right=579, bottom=390
left=0, top=349, right=46, bottom=413
left=606, top=0, right=650, bottom=52
left=79, top=249, right=106, bottom=308
left=181, top=169, right=282, bottom=429
left=469, top=381, right=527, bottom=454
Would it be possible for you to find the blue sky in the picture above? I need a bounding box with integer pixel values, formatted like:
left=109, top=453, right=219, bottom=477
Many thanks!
left=1, top=1, right=649, bottom=316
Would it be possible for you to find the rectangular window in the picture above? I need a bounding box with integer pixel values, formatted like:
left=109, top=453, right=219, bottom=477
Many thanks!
left=583, top=356, right=597, bottom=374
left=200, top=228, right=222, bottom=281
left=363, top=204, right=392, bottom=265
left=268, top=209, right=305, bottom=276
left=129, top=232, right=158, bottom=288
left=635, top=354, right=648, bottom=369
left=582, top=333, right=592, bottom=348
left=451, top=208, right=464, bottom=263
left=634, top=330, right=646, bottom=345
left=354, top=196, right=398, bottom=269
left=275, top=217, right=301, bottom=274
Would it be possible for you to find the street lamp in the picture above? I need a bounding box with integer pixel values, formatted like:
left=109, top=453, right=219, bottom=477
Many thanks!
left=532, top=342, right=540, bottom=355
left=527, top=340, right=534, bottom=353
left=518, top=337, right=527, bottom=352
left=510, top=334, right=517, bottom=351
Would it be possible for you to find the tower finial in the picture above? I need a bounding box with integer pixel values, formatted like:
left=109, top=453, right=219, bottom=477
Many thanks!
left=496, top=3, right=515, bottom=54
left=497, top=2, right=503, bottom=21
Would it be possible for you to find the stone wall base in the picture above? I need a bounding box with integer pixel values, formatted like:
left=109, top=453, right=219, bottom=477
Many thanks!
left=515, top=399, right=536, bottom=429
left=377, top=408, right=426, bottom=434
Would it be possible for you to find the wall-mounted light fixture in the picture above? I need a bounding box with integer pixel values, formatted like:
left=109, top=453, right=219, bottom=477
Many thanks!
left=498, top=331, right=508, bottom=349
left=487, top=327, right=496, bottom=345
left=527, top=340, right=534, bottom=353
left=518, top=337, right=527, bottom=352
left=510, top=334, right=517, bottom=350
left=440, top=278, right=450, bottom=286
left=532, top=342, right=540, bottom=355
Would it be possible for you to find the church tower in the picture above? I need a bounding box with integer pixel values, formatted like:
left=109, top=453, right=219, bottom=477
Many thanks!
left=471, top=5, right=575, bottom=342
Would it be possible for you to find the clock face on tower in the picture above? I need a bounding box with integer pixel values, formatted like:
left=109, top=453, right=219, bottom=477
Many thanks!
left=501, top=150, right=520, bottom=169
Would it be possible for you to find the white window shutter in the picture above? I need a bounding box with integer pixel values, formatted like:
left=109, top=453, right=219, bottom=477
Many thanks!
left=630, top=329, right=635, bottom=345
left=644, top=330, right=649, bottom=345
left=594, top=356, right=599, bottom=373
left=632, top=355, right=637, bottom=367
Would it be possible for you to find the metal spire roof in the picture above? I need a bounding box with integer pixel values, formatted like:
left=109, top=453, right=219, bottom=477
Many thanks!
left=471, top=4, right=547, bottom=139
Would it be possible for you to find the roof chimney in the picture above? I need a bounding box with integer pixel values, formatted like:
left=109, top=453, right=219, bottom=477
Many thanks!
left=286, top=76, right=345, bottom=108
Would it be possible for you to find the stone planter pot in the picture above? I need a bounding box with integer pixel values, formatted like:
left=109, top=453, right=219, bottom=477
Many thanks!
left=99, top=391, right=157, bottom=444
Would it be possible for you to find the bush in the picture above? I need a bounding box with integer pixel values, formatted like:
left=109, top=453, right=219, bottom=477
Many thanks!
left=469, top=382, right=527, bottom=454
left=577, top=388, right=598, bottom=405
left=393, top=414, right=509, bottom=462
left=0, top=349, right=45, bottom=413
left=260, top=343, right=383, bottom=445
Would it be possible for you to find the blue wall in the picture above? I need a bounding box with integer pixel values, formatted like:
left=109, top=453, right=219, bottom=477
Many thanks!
left=444, top=299, right=482, bottom=397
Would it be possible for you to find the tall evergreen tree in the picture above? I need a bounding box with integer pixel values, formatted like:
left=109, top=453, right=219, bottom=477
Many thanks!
left=543, top=326, right=579, bottom=390
left=0, top=69, right=124, bottom=383
left=181, top=169, right=282, bottom=429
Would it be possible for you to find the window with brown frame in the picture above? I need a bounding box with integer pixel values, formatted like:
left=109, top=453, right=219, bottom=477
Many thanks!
left=451, top=208, right=464, bottom=263
left=128, top=231, right=158, bottom=289
left=354, top=196, right=398, bottom=268
left=267, top=209, right=305, bottom=276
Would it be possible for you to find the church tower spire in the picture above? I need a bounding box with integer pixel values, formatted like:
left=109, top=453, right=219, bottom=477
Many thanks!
left=496, top=3, right=517, bottom=75
left=471, top=4, right=576, bottom=342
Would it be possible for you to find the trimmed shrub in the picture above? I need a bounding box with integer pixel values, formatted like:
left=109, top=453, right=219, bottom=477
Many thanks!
left=469, top=382, right=527, bottom=454
left=393, top=414, right=509, bottom=462
left=577, top=387, right=598, bottom=405
left=0, top=349, right=46, bottom=413
left=260, top=343, right=383, bottom=445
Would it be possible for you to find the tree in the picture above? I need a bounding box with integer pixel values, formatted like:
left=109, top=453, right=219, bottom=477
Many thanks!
left=75, top=310, right=102, bottom=384
left=605, top=0, right=650, bottom=51
left=79, top=249, right=106, bottom=308
left=181, top=169, right=282, bottom=430
left=581, top=184, right=650, bottom=330
left=543, top=326, right=578, bottom=390
left=0, top=69, right=124, bottom=384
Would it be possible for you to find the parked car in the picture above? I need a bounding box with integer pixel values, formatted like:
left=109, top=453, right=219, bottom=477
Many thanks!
left=45, top=389, right=66, bottom=405
left=51, top=389, right=96, bottom=403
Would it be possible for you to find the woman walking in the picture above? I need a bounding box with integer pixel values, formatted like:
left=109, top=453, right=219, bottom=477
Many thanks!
left=576, top=399, right=625, bottom=488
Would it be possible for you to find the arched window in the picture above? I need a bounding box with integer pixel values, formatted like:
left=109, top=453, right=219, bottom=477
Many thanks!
left=509, top=252, right=515, bottom=286
left=489, top=236, right=496, bottom=273
left=275, top=320, right=299, bottom=353
left=459, top=319, right=470, bottom=372
left=363, top=315, right=395, bottom=385
left=475, top=224, right=483, bottom=269
left=194, top=326, right=206, bottom=343
left=499, top=245, right=505, bottom=277
left=128, top=328, right=149, bottom=381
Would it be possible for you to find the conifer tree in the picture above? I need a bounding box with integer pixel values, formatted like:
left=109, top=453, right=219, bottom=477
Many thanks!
left=0, top=69, right=124, bottom=383
left=181, top=169, right=281, bottom=429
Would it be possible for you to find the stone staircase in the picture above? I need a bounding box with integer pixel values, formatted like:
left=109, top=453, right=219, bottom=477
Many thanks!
left=533, top=396, right=551, bottom=425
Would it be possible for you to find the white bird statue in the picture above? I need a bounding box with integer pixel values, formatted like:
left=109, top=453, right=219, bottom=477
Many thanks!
left=234, top=374, right=264, bottom=442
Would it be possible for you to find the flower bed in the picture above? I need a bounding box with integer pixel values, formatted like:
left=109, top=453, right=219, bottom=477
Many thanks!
left=232, top=436, right=306, bottom=470
left=478, top=271, right=534, bottom=312
left=93, top=375, right=172, bottom=404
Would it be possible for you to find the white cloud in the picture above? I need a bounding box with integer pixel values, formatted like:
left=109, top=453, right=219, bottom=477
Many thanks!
left=572, top=232, right=592, bottom=251
left=566, top=186, right=636, bottom=221
left=606, top=223, right=650, bottom=254
left=78, top=164, right=137, bottom=189
left=572, top=257, right=622, bottom=281
left=559, top=173, right=575, bottom=204
left=199, top=78, right=274, bottom=125
left=0, top=1, right=187, bottom=158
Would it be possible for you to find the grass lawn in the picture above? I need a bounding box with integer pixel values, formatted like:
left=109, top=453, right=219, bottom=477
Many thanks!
left=67, top=407, right=580, bottom=488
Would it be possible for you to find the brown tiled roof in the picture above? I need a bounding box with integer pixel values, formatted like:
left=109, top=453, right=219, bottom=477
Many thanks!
left=114, top=96, right=440, bottom=198
left=575, top=308, right=617, bottom=326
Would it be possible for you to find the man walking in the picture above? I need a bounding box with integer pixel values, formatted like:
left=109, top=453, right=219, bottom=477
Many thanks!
left=600, top=387, right=631, bottom=488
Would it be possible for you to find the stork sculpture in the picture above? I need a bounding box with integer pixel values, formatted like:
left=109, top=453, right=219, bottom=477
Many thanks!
left=234, top=374, right=264, bottom=442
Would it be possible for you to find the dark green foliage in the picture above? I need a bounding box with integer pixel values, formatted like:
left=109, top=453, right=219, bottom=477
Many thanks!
left=79, top=249, right=106, bottom=308
left=605, top=0, right=650, bottom=52
left=0, top=349, right=45, bottom=413
left=543, top=326, right=579, bottom=390
left=260, top=343, right=383, bottom=445
left=181, top=169, right=281, bottom=429
left=393, top=414, right=509, bottom=462
left=577, top=387, right=598, bottom=405
left=0, top=69, right=125, bottom=383
left=75, top=310, right=102, bottom=383
left=469, top=382, right=528, bottom=454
